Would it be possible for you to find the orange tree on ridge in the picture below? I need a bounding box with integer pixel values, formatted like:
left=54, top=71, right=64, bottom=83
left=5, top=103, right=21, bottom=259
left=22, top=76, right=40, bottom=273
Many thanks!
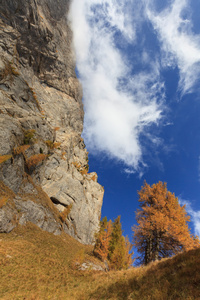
left=132, top=181, right=200, bottom=265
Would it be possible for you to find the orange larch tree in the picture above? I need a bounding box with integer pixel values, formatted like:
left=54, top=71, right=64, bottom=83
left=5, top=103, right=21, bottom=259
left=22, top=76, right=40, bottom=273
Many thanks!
left=132, top=181, right=200, bottom=265
left=94, top=217, right=112, bottom=262
left=94, top=216, right=134, bottom=270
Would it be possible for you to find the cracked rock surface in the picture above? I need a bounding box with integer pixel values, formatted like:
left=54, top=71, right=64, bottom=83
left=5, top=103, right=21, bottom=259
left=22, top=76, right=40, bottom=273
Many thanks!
left=0, top=0, right=104, bottom=244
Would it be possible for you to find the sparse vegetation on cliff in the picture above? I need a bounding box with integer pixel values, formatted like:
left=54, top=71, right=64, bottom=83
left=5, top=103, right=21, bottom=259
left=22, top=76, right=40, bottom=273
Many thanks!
left=59, top=204, right=73, bottom=223
left=0, top=154, right=12, bottom=164
left=0, top=61, right=20, bottom=81
left=23, top=129, right=36, bottom=145
left=26, top=153, right=47, bottom=169
left=13, top=145, right=30, bottom=156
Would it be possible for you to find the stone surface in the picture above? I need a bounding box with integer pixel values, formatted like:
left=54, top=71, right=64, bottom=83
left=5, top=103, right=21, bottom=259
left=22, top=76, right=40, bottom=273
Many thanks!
left=0, top=0, right=104, bottom=244
left=77, top=261, right=106, bottom=272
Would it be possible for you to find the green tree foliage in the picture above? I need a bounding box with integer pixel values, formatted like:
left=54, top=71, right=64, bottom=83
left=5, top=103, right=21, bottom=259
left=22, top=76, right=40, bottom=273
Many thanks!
left=94, top=216, right=133, bottom=270
left=132, top=181, right=200, bottom=265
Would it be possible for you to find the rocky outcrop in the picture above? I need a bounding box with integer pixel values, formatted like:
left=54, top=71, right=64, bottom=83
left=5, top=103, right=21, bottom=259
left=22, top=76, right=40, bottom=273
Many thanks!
left=0, top=0, right=104, bottom=244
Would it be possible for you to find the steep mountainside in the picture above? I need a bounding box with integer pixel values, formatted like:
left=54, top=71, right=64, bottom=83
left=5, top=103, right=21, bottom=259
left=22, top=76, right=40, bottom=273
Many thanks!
left=0, top=0, right=104, bottom=244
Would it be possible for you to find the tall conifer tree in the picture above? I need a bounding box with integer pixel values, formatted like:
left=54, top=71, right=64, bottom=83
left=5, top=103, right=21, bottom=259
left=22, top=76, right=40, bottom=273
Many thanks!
left=133, top=181, right=200, bottom=265
left=94, top=216, right=133, bottom=269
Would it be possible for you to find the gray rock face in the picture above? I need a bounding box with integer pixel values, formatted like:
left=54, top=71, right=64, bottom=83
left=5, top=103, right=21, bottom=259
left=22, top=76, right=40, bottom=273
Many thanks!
left=0, top=0, right=104, bottom=244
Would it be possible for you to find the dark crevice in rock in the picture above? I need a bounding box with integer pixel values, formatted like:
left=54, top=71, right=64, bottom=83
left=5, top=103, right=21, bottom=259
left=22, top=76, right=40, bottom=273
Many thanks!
left=50, top=196, right=67, bottom=207
left=50, top=197, right=60, bottom=205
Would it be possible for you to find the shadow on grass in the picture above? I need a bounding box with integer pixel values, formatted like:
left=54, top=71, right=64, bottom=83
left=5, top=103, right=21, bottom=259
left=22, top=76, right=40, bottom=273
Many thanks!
left=89, top=248, right=200, bottom=300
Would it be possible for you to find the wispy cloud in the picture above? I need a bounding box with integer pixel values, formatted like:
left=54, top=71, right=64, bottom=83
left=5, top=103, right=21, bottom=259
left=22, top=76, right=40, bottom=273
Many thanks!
left=69, top=0, right=164, bottom=171
left=145, top=0, right=200, bottom=94
left=179, top=198, right=200, bottom=237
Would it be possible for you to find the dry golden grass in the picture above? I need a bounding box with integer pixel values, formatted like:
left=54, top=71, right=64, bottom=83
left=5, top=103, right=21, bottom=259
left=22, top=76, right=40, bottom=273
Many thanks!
left=13, top=145, right=30, bottom=155
left=0, top=196, right=9, bottom=208
left=59, top=204, right=73, bottom=223
left=72, top=161, right=81, bottom=169
left=0, top=222, right=199, bottom=300
left=45, top=140, right=61, bottom=150
left=0, top=61, right=20, bottom=81
left=72, top=161, right=89, bottom=176
left=26, top=154, right=47, bottom=169
left=90, top=175, right=96, bottom=181
left=0, top=155, right=12, bottom=164
left=80, top=169, right=88, bottom=175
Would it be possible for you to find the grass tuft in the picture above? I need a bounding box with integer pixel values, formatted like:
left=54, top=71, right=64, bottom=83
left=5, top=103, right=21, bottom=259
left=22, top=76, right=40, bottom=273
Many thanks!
left=0, top=155, right=12, bottom=164
left=0, top=196, right=9, bottom=208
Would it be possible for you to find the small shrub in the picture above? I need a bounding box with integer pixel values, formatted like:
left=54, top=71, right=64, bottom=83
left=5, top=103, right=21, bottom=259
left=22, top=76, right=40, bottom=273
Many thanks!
left=59, top=204, right=73, bottom=223
left=10, top=64, right=20, bottom=76
left=29, top=87, right=41, bottom=111
left=24, top=129, right=36, bottom=145
left=80, top=164, right=89, bottom=176
left=26, top=154, right=47, bottom=169
left=0, top=155, right=12, bottom=164
left=80, top=169, right=88, bottom=175
left=72, top=161, right=81, bottom=169
left=61, top=152, right=66, bottom=160
left=0, top=196, right=9, bottom=208
left=91, top=175, right=96, bottom=181
left=0, top=61, right=20, bottom=80
left=45, top=140, right=54, bottom=149
left=53, top=142, right=61, bottom=149
left=72, top=161, right=89, bottom=175
left=13, top=145, right=30, bottom=156
left=45, top=140, right=61, bottom=150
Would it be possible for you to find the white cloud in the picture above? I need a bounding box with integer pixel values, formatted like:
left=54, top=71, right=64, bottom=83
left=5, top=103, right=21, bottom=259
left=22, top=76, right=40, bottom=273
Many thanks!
left=69, top=0, right=164, bottom=171
left=145, top=0, right=200, bottom=94
left=179, top=198, right=200, bottom=237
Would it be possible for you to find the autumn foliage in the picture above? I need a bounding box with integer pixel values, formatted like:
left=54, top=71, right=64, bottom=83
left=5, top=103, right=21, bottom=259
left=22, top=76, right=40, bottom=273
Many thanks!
left=0, top=155, right=12, bottom=164
left=26, top=154, right=47, bottom=169
left=132, top=181, right=200, bottom=265
left=13, top=145, right=30, bottom=155
left=94, top=216, right=133, bottom=270
left=94, top=217, right=112, bottom=262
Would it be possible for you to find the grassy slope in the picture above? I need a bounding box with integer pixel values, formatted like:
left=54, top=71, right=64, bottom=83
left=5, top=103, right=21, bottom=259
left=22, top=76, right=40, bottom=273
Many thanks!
left=0, top=224, right=200, bottom=300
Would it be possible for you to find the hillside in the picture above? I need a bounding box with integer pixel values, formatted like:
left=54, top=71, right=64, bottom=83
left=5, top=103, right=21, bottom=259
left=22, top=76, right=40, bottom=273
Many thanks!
left=0, top=224, right=200, bottom=299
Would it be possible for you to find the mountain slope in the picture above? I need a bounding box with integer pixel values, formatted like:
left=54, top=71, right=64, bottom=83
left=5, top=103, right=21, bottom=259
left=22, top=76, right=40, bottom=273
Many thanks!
left=0, top=225, right=199, bottom=299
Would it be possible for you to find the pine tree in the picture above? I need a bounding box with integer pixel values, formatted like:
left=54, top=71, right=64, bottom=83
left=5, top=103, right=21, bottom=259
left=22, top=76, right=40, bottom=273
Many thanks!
left=108, top=216, right=123, bottom=256
left=94, top=216, right=133, bottom=270
left=94, top=217, right=112, bottom=262
left=108, top=216, right=125, bottom=270
left=133, top=181, right=200, bottom=265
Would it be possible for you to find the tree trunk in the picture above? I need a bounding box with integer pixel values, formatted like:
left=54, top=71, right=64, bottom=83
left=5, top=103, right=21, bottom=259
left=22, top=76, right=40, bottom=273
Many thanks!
left=154, top=230, right=160, bottom=261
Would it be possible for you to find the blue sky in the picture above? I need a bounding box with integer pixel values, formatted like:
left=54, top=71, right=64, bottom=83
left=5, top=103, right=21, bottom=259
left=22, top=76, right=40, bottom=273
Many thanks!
left=69, top=0, right=200, bottom=243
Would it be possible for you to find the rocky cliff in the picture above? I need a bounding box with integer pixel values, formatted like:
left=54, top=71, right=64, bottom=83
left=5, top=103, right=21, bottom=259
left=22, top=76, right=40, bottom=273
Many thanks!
left=0, top=0, right=104, bottom=244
